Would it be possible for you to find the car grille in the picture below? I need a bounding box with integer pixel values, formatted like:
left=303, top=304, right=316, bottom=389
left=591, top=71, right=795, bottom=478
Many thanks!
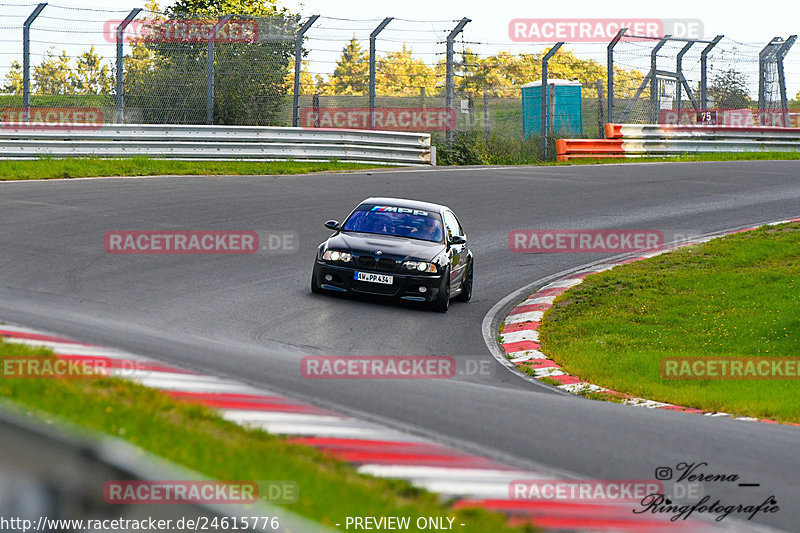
left=356, top=255, right=398, bottom=273
left=352, top=280, right=397, bottom=295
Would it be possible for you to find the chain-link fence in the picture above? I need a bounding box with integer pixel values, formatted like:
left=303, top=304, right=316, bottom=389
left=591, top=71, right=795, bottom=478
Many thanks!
left=1, top=4, right=799, bottom=161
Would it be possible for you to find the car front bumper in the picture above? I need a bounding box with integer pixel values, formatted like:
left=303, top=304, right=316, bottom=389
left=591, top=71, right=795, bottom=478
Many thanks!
left=313, top=260, right=444, bottom=302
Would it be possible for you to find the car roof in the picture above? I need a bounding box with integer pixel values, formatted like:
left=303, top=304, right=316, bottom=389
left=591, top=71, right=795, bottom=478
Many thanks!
left=359, top=197, right=450, bottom=214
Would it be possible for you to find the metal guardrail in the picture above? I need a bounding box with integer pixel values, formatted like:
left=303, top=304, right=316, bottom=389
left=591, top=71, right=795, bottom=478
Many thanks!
left=557, top=123, right=800, bottom=161
left=0, top=401, right=335, bottom=533
left=0, top=123, right=434, bottom=165
left=605, top=123, right=800, bottom=141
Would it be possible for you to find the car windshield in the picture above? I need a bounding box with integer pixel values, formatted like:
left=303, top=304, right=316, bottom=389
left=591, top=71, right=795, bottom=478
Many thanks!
left=342, top=204, right=444, bottom=243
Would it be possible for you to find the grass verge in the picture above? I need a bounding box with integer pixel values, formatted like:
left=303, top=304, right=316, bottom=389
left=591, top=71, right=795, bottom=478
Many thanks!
left=0, top=157, right=379, bottom=181
left=539, top=222, right=800, bottom=423
left=0, top=340, right=532, bottom=532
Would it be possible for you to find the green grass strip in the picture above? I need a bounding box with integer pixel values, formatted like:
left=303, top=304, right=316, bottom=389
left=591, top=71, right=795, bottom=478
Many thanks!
left=0, top=157, right=379, bottom=181
left=0, top=340, right=533, bottom=532
left=539, top=222, right=800, bottom=423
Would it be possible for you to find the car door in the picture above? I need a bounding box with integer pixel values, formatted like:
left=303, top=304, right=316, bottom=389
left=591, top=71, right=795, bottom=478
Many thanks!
left=442, top=210, right=466, bottom=287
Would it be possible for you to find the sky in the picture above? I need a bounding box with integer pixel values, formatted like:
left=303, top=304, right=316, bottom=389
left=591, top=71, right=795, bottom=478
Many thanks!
left=2, top=0, right=800, bottom=97
left=281, top=0, right=800, bottom=44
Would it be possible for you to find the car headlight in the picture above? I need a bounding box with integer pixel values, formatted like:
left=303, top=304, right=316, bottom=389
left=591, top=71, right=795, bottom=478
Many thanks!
left=402, top=260, right=437, bottom=273
left=323, top=250, right=352, bottom=262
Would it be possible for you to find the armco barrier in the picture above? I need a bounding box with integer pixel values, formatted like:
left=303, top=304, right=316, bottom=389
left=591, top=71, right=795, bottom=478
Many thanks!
left=556, top=123, right=800, bottom=161
left=0, top=403, right=333, bottom=532
left=0, top=123, right=433, bottom=166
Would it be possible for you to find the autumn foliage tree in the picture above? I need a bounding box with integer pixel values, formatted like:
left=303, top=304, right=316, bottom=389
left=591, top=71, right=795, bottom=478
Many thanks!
left=321, top=37, right=369, bottom=95
left=1, top=46, right=111, bottom=95
left=313, top=43, right=644, bottom=100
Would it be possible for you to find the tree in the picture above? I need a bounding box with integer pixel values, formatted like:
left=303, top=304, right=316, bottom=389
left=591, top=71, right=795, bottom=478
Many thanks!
left=169, top=0, right=283, bottom=16
left=284, top=60, right=316, bottom=95
left=375, top=44, right=437, bottom=97
left=123, top=0, right=296, bottom=125
left=708, top=68, right=751, bottom=108
left=71, top=46, right=112, bottom=94
left=321, top=37, right=369, bottom=95
left=33, top=48, right=72, bottom=95
left=455, top=49, right=643, bottom=99
left=1, top=61, right=22, bottom=94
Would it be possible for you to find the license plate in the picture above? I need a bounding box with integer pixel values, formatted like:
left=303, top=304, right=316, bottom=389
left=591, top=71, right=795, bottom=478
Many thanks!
left=355, top=271, right=393, bottom=285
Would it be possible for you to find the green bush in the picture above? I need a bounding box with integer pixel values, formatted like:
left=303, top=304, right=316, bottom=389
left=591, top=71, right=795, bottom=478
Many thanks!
left=434, top=130, right=559, bottom=165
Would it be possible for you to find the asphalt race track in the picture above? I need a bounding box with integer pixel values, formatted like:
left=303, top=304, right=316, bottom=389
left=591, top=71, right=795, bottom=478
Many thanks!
left=1, top=161, right=799, bottom=531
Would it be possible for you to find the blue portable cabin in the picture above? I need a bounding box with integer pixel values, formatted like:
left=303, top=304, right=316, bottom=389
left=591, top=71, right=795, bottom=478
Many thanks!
left=522, top=79, right=583, bottom=137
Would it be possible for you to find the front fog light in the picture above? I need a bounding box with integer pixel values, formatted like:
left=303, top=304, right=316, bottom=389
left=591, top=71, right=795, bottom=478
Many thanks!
left=324, top=274, right=333, bottom=281
left=419, top=286, right=427, bottom=293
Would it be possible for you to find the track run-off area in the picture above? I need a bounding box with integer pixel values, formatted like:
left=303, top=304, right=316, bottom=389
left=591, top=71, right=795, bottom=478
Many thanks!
left=1, top=161, right=799, bottom=531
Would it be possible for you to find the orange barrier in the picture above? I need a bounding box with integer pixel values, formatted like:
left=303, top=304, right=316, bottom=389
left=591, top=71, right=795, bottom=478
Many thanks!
left=555, top=139, right=624, bottom=162
left=558, top=123, right=800, bottom=161
left=604, top=123, right=623, bottom=139
left=604, top=122, right=800, bottom=140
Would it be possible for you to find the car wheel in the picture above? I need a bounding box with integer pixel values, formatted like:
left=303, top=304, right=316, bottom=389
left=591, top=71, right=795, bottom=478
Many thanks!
left=311, top=265, right=323, bottom=294
left=456, top=260, right=472, bottom=302
left=431, top=267, right=450, bottom=312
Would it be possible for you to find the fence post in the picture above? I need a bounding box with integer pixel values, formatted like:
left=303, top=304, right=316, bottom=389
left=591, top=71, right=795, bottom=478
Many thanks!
left=649, top=37, right=669, bottom=123
left=445, top=17, right=470, bottom=144
left=596, top=79, right=604, bottom=138
left=22, top=3, right=47, bottom=121
left=483, top=91, right=489, bottom=144
left=369, top=18, right=393, bottom=129
left=758, top=37, right=778, bottom=113
left=312, top=93, right=320, bottom=128
left=292, top=15, right=319, bottom=127
left=759, top=38, right=775, bottom=112
left=541, top=42, right=562, bottom=160
left=675, top=41, right=693, bottom=112
left=116, top=8, right=141, bottom=124
left=468, top=94, right=474, bottom=128
left=206, top=15, right=232, bottom=125
left=776, top=36, right=797, bottom=126
left=606, top=28, right=626, bottom=124
left=700, top=35, right=722, bottom=110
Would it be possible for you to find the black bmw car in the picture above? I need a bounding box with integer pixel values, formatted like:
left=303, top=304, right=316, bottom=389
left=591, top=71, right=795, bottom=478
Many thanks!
left=311, top=197, right=473, bottom=312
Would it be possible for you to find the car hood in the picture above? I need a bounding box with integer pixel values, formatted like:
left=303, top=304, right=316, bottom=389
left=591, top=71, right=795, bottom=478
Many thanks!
left=326, top=232, right=445, bottom=262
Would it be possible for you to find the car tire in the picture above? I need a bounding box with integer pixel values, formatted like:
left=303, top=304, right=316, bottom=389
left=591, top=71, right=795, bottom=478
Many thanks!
left=456, top=260, right=473, bottom=302
left=311, top=265, right=323, bottom=294
left=431, top=267, right=450, bottom=312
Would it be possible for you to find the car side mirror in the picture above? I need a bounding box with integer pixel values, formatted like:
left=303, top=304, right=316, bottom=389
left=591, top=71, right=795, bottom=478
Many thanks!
left=450, top=235, right=466, bottom=245
left=325, top=220, right=340, bottom=231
